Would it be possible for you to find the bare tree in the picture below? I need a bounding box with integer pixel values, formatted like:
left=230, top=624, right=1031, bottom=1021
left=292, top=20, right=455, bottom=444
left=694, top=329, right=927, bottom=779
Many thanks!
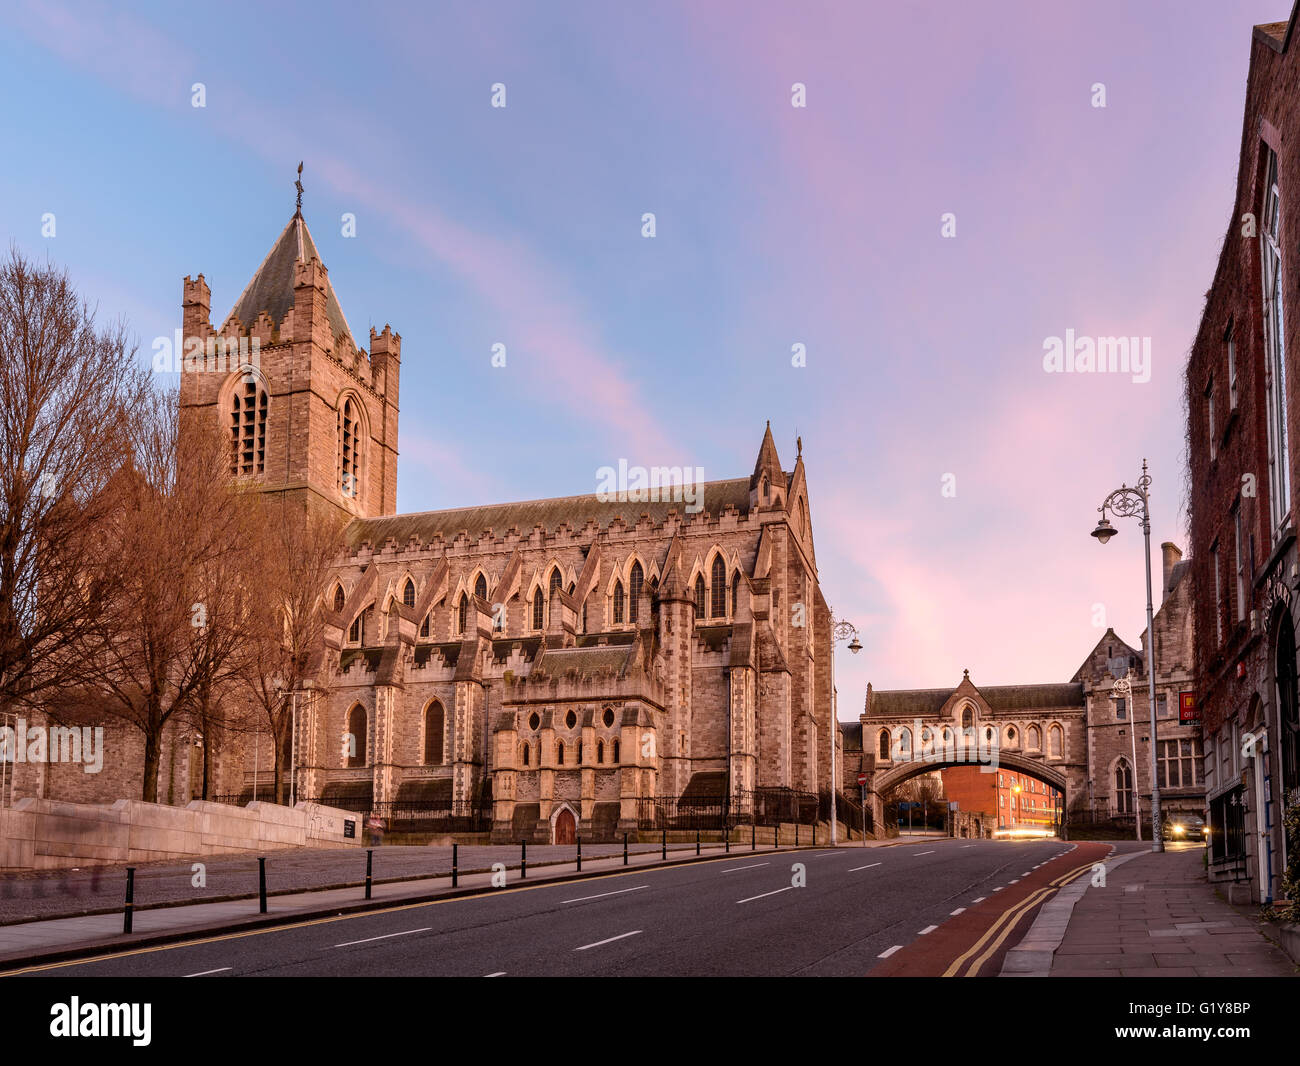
left=0, top=248, right=148, bottom=708
left=77, top=390, right=248, bottom=801
left=240, top=502, right=344, bottom=804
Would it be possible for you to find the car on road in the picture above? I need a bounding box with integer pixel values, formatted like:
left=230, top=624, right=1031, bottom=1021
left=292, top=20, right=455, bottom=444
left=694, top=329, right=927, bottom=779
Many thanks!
left=1164, top=813, right=1207, bottom=842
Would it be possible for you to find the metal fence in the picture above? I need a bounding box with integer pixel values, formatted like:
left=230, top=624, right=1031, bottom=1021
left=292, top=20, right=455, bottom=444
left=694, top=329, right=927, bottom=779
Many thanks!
left=368, top=801, right=492, bottom=835
left=635, top=788, right=827, bottom=831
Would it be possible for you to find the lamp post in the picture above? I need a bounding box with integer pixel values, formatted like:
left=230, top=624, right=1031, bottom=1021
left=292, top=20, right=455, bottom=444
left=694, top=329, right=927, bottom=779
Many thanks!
left=1111, top=670, right=1142, bottom=841
left=829, top=616, right=863, bottom=845
left=1091, top=460, right=1164, bottom=853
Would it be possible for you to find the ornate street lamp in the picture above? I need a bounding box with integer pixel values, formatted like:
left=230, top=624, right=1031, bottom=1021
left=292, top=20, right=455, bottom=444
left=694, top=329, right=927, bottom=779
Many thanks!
left=830, top=616, right=863, bottom=846
left=1092, top=460, right=1164, bottom=853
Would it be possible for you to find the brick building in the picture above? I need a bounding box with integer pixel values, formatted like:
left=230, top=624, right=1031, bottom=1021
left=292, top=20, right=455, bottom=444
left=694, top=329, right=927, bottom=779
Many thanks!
left=944, top=766, right=1060, bottom=831
left=1185, top=6, right=1300, bottom=904
left=849, top=543, right=1201, bottom=833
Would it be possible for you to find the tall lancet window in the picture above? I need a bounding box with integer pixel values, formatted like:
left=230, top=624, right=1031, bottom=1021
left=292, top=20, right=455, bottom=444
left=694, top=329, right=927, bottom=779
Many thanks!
left=629, top=562, right=643, bottom=624
left=230, top=376, right=268, bottom=476
left=338, top=396, right=363, bottom=501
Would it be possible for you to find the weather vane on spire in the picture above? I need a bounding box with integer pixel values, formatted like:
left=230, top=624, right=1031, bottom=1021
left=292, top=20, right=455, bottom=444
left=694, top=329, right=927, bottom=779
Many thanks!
left=294, top=162, right=304, bottom=217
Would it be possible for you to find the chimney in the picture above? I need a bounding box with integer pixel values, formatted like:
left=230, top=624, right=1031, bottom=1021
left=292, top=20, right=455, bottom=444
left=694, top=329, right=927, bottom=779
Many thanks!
left=1161, top=542, right=1183, bottom=599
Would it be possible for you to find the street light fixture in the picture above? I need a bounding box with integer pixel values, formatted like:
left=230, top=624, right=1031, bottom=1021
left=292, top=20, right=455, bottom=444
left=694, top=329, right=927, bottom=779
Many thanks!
left=829, top=615, right=862, bottom=846
left=1092, top=459, right=1164, bottom=853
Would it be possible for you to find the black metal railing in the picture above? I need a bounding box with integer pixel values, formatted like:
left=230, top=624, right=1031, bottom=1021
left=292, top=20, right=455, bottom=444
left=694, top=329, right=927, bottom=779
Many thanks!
left=368, top=801, right=493, bottom=834
left=635, top=788, right=823, bottom=830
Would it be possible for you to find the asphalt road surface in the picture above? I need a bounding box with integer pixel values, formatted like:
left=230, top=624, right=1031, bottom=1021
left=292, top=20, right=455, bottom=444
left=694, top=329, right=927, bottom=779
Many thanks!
left=12, top=838, right=1081, bottom=977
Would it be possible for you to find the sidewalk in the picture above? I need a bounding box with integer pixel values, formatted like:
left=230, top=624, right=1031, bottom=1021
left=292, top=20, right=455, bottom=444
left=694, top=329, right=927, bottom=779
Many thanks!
left=1003, top=844, right=1297, bottom=977
left=0, top=836, right=903, bottom=969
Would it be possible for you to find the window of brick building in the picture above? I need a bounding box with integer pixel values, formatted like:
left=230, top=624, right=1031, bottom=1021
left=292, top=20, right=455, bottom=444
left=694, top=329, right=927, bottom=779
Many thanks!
left=1234, top=507, right=1246, bottom=623
left=1158, top=738, right=1200, bottom=789
left=346, top=705, right=367, bottom=768
left=403, top=579, right=415, bottom=608
left=1226, top=322, right=1238, bottom=411
left=613, top=580, right=625, bottom=624
left=1114, top=758, right=1134, bottom=814
left=458, top=592, right=468, bottom=634
left=1211, top=540, right=1223, bottom=644
left=533, top=588, right=544, bottom=630
left=1206, top=375, right=1216, bottom=462
left=423, top=701, right=444, bottom=764
left=474, top=574, right=487, bottom=601
left=1262, top=146, right=1291, bottom=535
left=333, top=585, right=345, bottom=612
left=694, top=575, right=706, bottom=619
left=338, top=396, right=363, bottom=500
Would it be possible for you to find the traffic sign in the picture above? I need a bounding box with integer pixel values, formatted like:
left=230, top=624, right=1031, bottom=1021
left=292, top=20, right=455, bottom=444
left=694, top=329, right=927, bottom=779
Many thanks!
left=856, top=771, right=868, bottom=785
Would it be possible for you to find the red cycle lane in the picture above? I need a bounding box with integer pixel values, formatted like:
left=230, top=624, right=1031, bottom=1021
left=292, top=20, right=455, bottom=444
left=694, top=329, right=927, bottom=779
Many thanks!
left=868, top=841, right=1114, bottom=977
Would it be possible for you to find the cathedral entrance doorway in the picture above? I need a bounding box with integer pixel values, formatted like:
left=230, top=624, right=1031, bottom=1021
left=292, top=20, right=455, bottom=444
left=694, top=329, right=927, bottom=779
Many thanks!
left=554, top=807, right=576, bottom=845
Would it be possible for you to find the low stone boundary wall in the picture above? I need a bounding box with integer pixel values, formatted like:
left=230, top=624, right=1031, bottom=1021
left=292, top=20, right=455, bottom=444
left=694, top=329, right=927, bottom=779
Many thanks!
left=0, top=797, right=363, bottom=870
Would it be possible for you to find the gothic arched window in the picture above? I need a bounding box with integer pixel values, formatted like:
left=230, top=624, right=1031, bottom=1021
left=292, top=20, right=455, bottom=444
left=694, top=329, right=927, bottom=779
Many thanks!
left=533, top=589, right=544, bottom=630
left=419, top=613, right=430, bottom=639
left=521, top=742, right=530, bottom=767
left=613, top=580, right=625, bottom=625
left=457, top=593, right=468, bottom=633
left=612, top=738, right=621, bottom=763
left=1115, top=758, right=1134, bottom=815
left=333, top=585, right=345, bottom=612
left=731, top=571, right=740, bottom=615
left=629, top=562, right=643, bottom=624
left=710, top=556, right=726, bottom=617
left=961, top=707, right=973, bottom=729
left=549, top=568, right=563, bottom=595
left=1028, top=725, right=1042, bottom=751
left=556, top=741, right=565, bottom=765
left=597, top=740, right=605, bottom=764
left=423, top=701, right=444, bottom=764
left=230, top=376, right=268, bottom=477
left=474, top=574, right=487, bottom=601
left=694, top=575, right=706, bottom=619
left=403, top=579, right=416, bottom=608
left=878, top=730, right=890, bottom=759
left=346, top=705, right=367, bottom=767
left=1049, top=724, right=1063, bottom=757
left=338, top=395, right=363, bottom=501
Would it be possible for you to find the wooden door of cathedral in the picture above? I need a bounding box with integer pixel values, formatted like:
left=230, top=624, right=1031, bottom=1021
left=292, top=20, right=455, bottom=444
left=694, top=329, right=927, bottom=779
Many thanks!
left=555, top=808, right=576, bottom=845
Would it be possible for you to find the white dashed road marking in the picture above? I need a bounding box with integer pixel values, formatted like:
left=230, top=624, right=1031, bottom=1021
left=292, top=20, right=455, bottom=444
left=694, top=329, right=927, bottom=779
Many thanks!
left=334, top=928, right=431, bottom=948
left=878, top=945, right=903, bottom=958
left=950, top=908, right=966, bottom=916
left=561, top=885, right=648, bottom=904
left=575, top=930, right=642, bottom=951
left=721, top=863, right=770, bottom=873
left=919, top=925, right=938, bottom=935
left=737, top=886, right=794, bottom=904
left=849, top=862, right=882, bottom=872
left=185, top=968, right=231, bottom=977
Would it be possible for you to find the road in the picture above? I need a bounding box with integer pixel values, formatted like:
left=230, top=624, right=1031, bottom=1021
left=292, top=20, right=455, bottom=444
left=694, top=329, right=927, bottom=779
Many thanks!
left=8, top=838, right=1103, bottom=977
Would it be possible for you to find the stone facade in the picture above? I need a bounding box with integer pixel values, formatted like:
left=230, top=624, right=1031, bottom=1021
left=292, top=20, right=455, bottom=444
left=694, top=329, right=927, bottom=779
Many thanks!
left=1185, top=10, right=1300, bottom=904
left=162, top=208, right=837, bottom=843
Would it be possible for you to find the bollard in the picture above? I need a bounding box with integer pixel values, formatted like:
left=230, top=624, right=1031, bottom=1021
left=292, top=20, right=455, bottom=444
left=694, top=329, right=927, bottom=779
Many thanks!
left=623, top=833, right=628, bottom=866
left=661, top=827, right=666, bottom=861
left=775, top=825, right=779, bottom=850
left=795, top=822, right=799, bottom=847
left=577, top=836, right=582, bottom=872
left=725, top=829, right=730, bottom=853
left=696, top=828, right=701, bottom=856
left=452, top=843, right=458, bottom=888
left=521, top=840, right=527, bottom=879
left=364, top=849, right=373, bottom=901
left=752, top=823, right=756, bottom=851
left=123, top=867, right=135, bottom=934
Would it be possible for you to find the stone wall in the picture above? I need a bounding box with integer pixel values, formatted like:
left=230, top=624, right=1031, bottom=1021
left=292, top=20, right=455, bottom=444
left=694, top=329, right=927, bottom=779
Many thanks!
left=0, top=797, right=362, bottom=871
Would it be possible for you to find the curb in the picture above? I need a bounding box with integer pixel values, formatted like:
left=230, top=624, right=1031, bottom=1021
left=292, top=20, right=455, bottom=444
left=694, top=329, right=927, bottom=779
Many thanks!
left=1000, top=846, right=1143, bottom=977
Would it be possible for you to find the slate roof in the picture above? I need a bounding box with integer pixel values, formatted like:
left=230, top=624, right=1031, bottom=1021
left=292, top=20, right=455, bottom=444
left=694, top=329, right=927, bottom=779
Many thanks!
left=537, top=644, right=634, bottom=677
left=344, top=477, right=754, bottom=548
left=223, top=213, right=356, bottom=349
left=865, top=683, right=1083, bottom=719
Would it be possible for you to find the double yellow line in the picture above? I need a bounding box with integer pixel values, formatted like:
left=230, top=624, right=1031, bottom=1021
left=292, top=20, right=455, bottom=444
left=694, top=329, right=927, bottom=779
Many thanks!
left=941, top=859, right=1096, bottom=977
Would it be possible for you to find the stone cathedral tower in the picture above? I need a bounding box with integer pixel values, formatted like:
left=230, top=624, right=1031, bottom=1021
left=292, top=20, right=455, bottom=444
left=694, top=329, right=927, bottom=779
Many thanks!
left=178, top=183, right=399, bottom=526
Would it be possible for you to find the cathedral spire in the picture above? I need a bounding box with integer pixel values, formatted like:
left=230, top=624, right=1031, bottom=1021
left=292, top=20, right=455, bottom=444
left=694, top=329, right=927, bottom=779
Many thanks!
left=294, top=161, right=304, bottom=219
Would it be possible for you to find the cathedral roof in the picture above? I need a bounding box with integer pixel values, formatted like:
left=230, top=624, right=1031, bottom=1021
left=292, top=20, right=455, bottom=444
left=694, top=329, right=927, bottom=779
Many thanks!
left=222, top=212, right=356, bottom=348
left=344, top=477, right=754, bottom=549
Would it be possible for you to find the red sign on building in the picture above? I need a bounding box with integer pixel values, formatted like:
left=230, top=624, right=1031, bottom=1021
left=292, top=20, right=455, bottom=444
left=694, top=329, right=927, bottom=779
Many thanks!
left=1179, top=691, right=1199, bottom=724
